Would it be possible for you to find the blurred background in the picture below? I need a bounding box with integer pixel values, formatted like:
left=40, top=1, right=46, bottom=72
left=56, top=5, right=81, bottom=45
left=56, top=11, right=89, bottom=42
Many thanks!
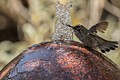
left=0, top=0, right=120, bottom=70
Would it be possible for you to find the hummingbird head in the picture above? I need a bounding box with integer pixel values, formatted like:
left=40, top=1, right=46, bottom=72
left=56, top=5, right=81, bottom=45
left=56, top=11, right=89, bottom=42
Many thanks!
left=73, top=25, right=85, bottom=31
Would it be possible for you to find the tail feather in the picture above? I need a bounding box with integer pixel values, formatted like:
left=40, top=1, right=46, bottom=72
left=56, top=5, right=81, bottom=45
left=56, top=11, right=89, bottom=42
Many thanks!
left=91, top=34, right=118, bottom=53
left=98, top=41, right=118, bottom=53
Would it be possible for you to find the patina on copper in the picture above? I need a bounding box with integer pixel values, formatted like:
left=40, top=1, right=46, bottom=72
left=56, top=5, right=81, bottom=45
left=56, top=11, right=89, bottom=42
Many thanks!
left=0, top=40, right=120, bottom=80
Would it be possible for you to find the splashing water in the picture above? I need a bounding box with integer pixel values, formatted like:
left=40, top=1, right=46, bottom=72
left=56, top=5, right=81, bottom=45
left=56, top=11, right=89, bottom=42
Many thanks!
left=52, top=1, right=73, bottom=41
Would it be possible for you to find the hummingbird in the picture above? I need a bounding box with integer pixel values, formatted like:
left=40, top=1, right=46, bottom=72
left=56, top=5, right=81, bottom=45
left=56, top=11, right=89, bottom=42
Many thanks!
left=66, top=21, right=118, bottom=53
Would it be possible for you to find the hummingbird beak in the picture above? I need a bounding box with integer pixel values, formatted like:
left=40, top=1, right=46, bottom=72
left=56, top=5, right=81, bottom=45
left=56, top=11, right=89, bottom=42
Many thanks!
left=62, top=23, right=74, bottom=28
left=66, top=24, right=74, bottom=28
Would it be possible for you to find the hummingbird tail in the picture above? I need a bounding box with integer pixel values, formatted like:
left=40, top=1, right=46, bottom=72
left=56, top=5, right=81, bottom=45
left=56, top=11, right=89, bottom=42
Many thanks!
left=91, top=34, right=118, bottom=53
left=98, top=40, right=118, bottom=53
left=91, top=35, right=118, bottom=53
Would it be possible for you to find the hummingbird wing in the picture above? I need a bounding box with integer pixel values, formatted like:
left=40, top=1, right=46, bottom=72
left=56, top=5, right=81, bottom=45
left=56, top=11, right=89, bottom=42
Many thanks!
left=89, top=21, right=108, bottom=33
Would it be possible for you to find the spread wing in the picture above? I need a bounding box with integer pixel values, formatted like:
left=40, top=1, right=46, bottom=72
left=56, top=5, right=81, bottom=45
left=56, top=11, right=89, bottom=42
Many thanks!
left=89, top=21, right=108, bottom=33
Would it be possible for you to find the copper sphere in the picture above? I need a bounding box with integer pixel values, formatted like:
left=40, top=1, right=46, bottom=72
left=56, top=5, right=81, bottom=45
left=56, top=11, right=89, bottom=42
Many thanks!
left=0, top=40, right=120, bottom=80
